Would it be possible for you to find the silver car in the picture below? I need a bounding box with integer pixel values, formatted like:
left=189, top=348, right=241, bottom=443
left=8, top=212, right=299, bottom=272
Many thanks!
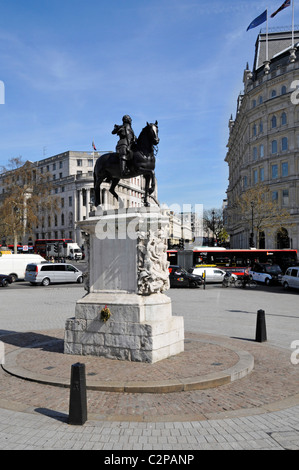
left=25, top=263, right=83, bottom=286
left=282, top=267, right=299, bottom=291
left=188, top=267, right=226, bottom=283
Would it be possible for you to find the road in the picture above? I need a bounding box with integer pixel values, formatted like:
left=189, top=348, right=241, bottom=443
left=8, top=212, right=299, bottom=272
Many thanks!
left=1, top=278, right=298, bottom=351
left=0, top=278, right=299, bottom=450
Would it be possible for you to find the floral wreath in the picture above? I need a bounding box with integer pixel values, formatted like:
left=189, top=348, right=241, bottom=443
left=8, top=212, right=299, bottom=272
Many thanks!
left=100, top=305, right=111, bottom=322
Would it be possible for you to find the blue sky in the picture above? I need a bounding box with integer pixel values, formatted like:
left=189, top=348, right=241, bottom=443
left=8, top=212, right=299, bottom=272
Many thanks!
left=0, top=0, right=297, bottom=210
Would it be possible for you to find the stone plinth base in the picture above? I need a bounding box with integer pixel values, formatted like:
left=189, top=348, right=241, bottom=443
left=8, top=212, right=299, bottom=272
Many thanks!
left=64, top=292, right=184, bottom=363
left=64, top=207, right=184, bottom=363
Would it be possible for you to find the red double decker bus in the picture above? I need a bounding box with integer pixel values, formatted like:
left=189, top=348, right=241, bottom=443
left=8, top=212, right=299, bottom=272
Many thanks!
left=167, top=248, right=298, bottom=273
left=34, top=238, right=73, bottom=257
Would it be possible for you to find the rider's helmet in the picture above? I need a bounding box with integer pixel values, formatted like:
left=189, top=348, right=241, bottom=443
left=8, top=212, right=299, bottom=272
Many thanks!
left=122, top=115, right=132, bottom=124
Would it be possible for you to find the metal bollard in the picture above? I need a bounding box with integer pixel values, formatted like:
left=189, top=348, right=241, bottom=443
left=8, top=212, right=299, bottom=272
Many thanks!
left=255, top=309, right=267, bottom=343
left=68, top=362, right=87, bottom=425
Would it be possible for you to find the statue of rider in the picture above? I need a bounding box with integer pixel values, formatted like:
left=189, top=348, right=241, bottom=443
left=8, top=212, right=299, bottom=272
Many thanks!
left=112, top=115, right=136, bottom=177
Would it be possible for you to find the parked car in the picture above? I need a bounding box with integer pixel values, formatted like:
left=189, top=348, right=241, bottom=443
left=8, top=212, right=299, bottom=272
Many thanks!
left=282, top=266, right=299, bottom=290
left=0, top=254, right=45, bottom=282
left=0, top=274, right=13, bottom=287
left=25, top=263, right=83, bottom=286
left=249, top=263, right=282, bottom=285
left=187, top=266, right=226, bottom=283
left=169, top=265, right=202, bottom=288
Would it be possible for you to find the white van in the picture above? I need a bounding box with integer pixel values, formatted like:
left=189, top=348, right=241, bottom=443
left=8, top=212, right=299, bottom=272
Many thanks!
left=25, top=263, right=83, bottom=286
left=282, top=267, right=299, bottom=290
left=0, top=254, right=45, bottom=281
left=188, top=266, right=226, bottom=283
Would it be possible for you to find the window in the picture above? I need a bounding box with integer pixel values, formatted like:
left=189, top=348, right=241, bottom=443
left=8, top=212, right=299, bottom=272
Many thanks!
left=259, top=167, right=264, bottom=182
left=271, top=164, right=278, bottom=179
left=271, top=140, right=278, bottom=154
left=258, top=95, right=263, bottom=104
left=61, top=197, right=64, bottom=208
left=282, top=162, right=288, bottom=177
left=259, top=121, right=263, bottom=133
left=59, top=161, right=63, bottom=169
left=77, top=159, right=82, bottom=166
left=253, top=147, right=258, bottom=160
left=252, top=124, right=257, bottom=136
left=281, top=112, right=287, bottom=125
left=281, top=85, right=287, bottom=95
left=259, top=144, right=264, bottom=158
left=69, top=196, right=73, bottom=207
left=61, top=213, right=65, bottom=226
left=53, top=163, right=56, bottom=170
left=41, top=265, right=54, bottom=272
left=253, top=169, right=258, bottom=184
left=282, top=137, right=288, bottom=151
left=243, top=176, right=248, bottom=189
left=271, top=89, right=277, bottom=98
left=88, top=159, right=93, bottom=167
left=282, top=189, right=289, bottom=206
left=271, top=115, right=277, bottom=128
left=272, top=191, right=278, bottom=203
left=290, top=268, right=299, bottom=277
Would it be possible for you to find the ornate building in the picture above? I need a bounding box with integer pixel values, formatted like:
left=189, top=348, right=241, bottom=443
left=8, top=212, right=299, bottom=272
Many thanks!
left=225, top=29, right=299, bottom=250
left=0, top=150, right=153, bottom=246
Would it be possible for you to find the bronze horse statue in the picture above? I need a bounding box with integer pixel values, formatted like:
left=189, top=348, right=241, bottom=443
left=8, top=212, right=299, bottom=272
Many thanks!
left=93, top=121, right=159, bottom=207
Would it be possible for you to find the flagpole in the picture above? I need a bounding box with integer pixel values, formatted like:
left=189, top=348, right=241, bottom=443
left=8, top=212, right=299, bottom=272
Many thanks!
left=266, top=7, right=269, bottom=62
left=292, top=0, right=295, bottom=47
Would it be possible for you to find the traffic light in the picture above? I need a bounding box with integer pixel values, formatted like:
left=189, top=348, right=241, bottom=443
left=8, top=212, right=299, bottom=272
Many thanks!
left=179, top=238, right=184, bottom=250
left=54, top=243, right=58, bottom=253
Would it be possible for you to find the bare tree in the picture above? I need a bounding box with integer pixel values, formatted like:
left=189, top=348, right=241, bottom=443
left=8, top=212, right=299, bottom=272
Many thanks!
left=0, top=157, right=59, bottom=252
left=234, top=184, right=291, bottom=248
left=203, top=208, right=228, bottom=245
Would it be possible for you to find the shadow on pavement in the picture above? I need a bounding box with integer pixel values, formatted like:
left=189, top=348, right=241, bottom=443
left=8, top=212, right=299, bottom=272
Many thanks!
left=34, top=407, right=68, bottom=423
left=0, top=330, right=63, bottom=352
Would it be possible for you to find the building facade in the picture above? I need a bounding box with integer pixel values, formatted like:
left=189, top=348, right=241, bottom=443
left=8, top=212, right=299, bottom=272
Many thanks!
left=0, top=150, right=153, bottom=247
left=225, top=29, right=299, bottom=251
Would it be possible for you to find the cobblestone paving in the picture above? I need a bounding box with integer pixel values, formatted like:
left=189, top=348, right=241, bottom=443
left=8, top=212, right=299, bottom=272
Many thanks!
left=0, top=283, right=298, bottom=450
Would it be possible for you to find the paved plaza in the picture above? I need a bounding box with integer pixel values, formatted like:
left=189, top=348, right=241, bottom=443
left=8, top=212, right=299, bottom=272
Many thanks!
left=0, top=281, right=299, bottom=450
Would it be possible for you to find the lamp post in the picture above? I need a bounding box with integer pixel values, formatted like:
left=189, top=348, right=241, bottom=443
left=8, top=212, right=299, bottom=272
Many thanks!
left=212, top=210, right=215, bottom=246
left=250, top=201, right=254, bottom=248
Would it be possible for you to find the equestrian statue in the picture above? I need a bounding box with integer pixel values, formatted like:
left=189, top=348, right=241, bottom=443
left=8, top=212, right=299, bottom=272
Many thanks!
left=93, top=116, right=159, bottom=207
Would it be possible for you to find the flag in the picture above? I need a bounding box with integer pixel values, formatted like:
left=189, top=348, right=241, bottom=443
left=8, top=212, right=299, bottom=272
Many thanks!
left=92, top=141, right=96, bottom=151
left=271, top=0, right=291, bottom=18
left=247, top=10, right=267, bottom=31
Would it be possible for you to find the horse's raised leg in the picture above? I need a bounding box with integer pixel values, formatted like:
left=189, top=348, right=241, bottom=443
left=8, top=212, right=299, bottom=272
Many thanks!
left=148, top=171, right=155, bottom=195
left=109, top=178, right=122, bottom=206
left=143, top=174, right=150, bottom=207
left=94, top=175, right=103, bottom=207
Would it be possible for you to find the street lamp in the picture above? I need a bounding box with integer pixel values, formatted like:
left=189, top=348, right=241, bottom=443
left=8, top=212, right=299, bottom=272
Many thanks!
left=250, top=201, right=254, bottom=248
left=212, top=210, right=215, bottom=246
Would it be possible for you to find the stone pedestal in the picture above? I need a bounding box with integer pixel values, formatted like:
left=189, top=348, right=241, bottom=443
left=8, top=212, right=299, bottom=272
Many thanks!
left=64, top=207, right=184, bottom=363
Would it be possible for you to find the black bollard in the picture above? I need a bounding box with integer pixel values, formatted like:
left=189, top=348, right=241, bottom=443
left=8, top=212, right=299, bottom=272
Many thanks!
left=68, top=362, right=87, bottom=425
left=255, top=309, right=267, bottom=343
